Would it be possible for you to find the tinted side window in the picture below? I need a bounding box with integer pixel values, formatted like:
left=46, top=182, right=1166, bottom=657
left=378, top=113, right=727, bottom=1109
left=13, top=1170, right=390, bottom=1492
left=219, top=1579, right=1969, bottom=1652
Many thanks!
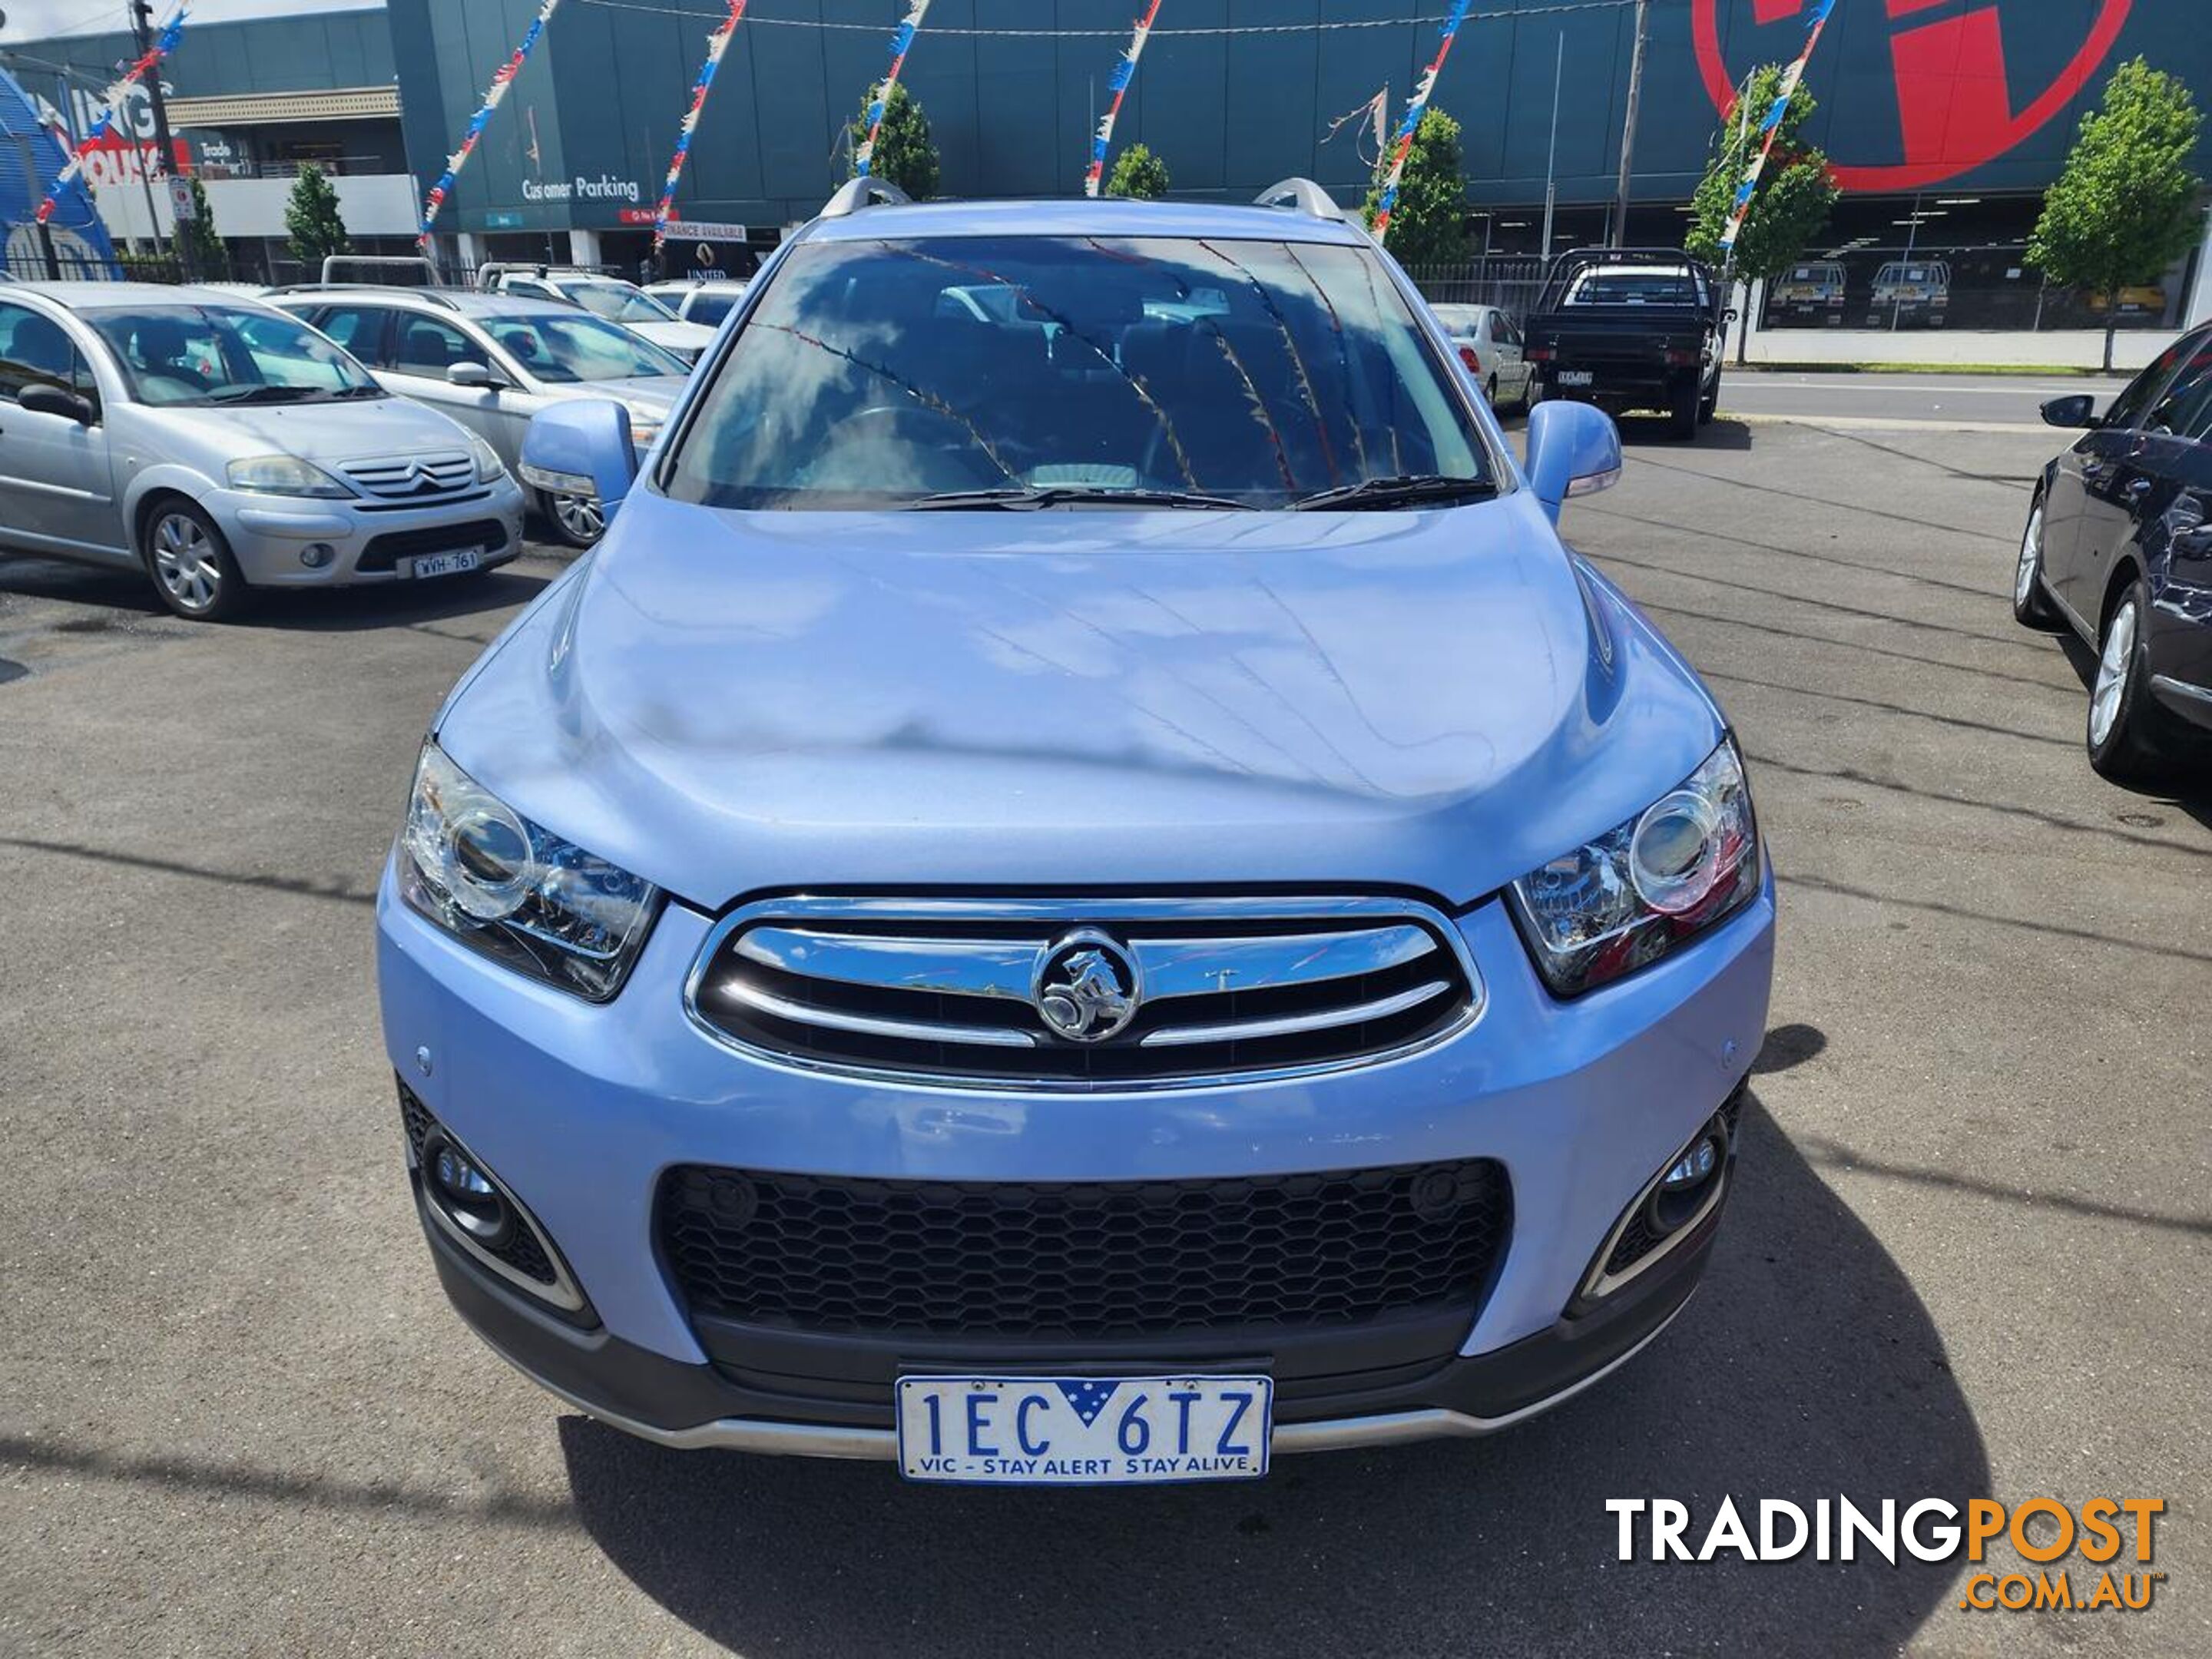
left=313, top=306, right=394, bottom=366
left=0, top=302, right=96, bottom=401
left=389, top=316, right=473, bottom=376
left=2142, top=339, right=2212, bottom=437
left=2102, top=336, right=2194, bottom=432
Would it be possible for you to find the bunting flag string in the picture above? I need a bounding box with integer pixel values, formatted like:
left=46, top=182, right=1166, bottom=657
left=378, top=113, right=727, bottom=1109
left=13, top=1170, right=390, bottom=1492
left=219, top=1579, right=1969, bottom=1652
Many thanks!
left=1716, top=0, right=1835, bottom=258
left=855, top=0, right=932, bottom=178
left=1368, top=0, right=1471, bottom=244
left=651, top=0, right=750, bottom=252
left=34, top=6, right=189, bottom=225
left=418, top=0, right=565, bottom=246
left=1083, top=0, right=1164, bottom=198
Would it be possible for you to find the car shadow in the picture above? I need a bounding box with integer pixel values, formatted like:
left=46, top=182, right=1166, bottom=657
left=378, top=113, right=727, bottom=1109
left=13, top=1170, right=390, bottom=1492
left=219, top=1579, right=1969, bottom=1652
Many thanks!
left=557, top=1087, right=1988, bottom=1658
left=1613, top=413, right=1754, bottom=452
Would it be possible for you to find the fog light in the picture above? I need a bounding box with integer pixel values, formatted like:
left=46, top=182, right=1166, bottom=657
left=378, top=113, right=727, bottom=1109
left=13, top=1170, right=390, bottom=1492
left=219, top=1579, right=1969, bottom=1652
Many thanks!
left=1662, top=1134, right=1721, bottom=1193
left=426, top=1134, right=510, bottom=1245
left=300, top=542, right=336, bottom=569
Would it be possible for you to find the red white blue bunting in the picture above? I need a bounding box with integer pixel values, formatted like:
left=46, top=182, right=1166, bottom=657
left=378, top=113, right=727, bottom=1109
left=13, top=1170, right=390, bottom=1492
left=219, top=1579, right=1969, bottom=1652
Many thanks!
left=419, top=0, right=565, bottom=245
left=855, top=0, right=932, bottom=179
left=1083, top=1, right=1164, bottom=199
left=1717, top=0, right=1835, bottom=257
left=652, top=1, right=750, bottom=252
left=1369, top=0, right=1471, bottom=244
left=35, top=6, right=189, bottom=226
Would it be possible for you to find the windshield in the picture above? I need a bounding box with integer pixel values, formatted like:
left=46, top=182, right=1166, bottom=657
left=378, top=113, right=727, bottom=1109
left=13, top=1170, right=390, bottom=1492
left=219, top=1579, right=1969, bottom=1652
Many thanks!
left=1564, top=270, right=1699, bottom=306
left=556, top=281, right=680, bottom=325
left=684, top=291, right=741, bottom=326
left=663, top=234, right=1492, bottom=511
left=84, top=304, right=382, bottom=406
left=480, top=313, right=688, bottom=384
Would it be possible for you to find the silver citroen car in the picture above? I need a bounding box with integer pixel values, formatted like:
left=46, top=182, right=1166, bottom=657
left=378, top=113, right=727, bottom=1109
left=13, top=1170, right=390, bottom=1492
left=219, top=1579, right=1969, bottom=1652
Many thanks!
left=269, top=287, right=689, bottom=548
left=0, top=283, right=526, bottom=621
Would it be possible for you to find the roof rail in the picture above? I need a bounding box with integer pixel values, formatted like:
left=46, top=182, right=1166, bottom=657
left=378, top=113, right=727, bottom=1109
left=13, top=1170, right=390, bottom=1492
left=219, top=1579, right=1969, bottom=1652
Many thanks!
left=265, top=281, right=461, bottom=310
left=1253, top=177, right=1338, bottom=219
left=820, top=176, right=912, bottom=220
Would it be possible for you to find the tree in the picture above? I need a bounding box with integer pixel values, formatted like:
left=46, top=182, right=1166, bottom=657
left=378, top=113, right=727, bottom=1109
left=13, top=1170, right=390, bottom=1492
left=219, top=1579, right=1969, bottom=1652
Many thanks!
left=284, top=164, right=349, bottom=274
left=1686, top=64, right=1839, bottom=364
left=1363, top=108, right=1469, bottom=272
left=2029, top=57, right=2204, bottom=372
left=180, top=175, right=228, bottom=280
left=1104, top=142, right=1170, bottom=201
left=850, top=81, right=939, bottom=200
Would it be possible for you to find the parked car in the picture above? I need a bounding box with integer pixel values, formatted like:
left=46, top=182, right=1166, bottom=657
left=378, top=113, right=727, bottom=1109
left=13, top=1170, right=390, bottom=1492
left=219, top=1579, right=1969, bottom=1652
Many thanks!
left=382, top=179, right=1774, bottom=1485
left=642, top=277, right=750, bottom=328
left=1869, top=260, right=1950, bottom=327
left=1770, top=260, right=1848, bottom=322
left=478, top=266, right=717, bottom=363
left=269, top=286, right=687, bottom=547
left=0, top=283, right=523, bottom=621
left=2017, top=323, right=2212, bottom=780
left=1524, top=249, right=1727, bottom=439
left=1429, top=303, right=1535, bottom=412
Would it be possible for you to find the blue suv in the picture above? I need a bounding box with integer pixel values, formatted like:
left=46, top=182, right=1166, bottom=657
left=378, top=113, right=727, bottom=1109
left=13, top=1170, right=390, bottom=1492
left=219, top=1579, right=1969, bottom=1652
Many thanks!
left=379, top=179, right=1776, bottom=1486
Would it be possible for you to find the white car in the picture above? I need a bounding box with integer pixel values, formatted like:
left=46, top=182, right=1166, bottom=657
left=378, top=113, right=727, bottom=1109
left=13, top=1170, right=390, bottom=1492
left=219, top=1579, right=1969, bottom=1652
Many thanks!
left=641, top=278, right=750, bottom=328
left=478, top=267, right=717, bottom=363
left=1429, top=303, right=1534, bottom=413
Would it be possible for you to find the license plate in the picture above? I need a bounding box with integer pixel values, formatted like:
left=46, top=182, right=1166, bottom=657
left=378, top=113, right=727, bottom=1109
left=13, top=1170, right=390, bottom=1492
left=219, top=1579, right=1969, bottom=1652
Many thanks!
left=408, top=548, right=482, bottom=580
left=1557, top=369, right=1594, bottom=387
left=896, top=1374, right=1273, bottom=1485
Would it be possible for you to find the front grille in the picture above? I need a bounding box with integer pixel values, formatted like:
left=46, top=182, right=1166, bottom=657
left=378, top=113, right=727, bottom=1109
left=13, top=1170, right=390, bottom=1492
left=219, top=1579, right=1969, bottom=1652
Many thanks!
left=657, top=1159, right=1511, bottom=1340
left=357, top=518, right=510, bottom=574
left=342, top=452, right=475, bottom=502
left=687, top=896, right=1481, bottom=1088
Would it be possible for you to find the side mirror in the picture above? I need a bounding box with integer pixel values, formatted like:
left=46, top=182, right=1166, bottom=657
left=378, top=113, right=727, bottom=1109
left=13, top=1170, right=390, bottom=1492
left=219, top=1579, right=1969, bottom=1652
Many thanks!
left=2040, top=393, right=2101, bottom=430
left=520, top=400, right=638, bottom=525
left=1524, top=399, right=1623, bottom=522
left=18, top=382, right=95, bottom=425
left=448, top=360, right=501, bottom=389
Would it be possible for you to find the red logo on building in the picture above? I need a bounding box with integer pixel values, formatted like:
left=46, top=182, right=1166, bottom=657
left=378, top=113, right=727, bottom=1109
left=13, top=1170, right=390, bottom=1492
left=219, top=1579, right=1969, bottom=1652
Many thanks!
left=1693, top=0, right=2134, bottom=191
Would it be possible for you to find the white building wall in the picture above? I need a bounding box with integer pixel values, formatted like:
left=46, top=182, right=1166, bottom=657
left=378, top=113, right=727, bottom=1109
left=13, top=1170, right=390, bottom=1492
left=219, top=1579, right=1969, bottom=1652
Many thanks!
left=92, top=171, right=419, bottom=244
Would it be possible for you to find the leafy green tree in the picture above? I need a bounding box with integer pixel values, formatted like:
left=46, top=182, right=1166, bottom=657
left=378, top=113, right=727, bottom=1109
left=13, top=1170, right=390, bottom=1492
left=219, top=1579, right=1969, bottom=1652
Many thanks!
left=1104, top=142, right=1171, bottom=201
left=1687, top=65, right=1839, bottom=363
left=180, top=175, right=228, bottom=280
left=1363, top=108, right=1469, bottom=272
left=283, top=164, right=350, bottom=273
left=850, top=81, right=939, bottom=200
left=2029, top=57, right=2204, bottom=371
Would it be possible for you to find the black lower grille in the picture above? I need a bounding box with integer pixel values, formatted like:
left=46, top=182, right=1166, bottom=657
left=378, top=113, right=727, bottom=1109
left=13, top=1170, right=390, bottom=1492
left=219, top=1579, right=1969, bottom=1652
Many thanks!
left=658, top=1160, right=1511, bottom=1340
left=357, top=518, right=509, bottom=574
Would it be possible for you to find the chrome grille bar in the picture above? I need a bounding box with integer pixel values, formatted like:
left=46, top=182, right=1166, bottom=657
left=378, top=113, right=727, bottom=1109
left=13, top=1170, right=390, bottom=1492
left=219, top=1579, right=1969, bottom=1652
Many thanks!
left=686, top=895, right=1484, bottom=1090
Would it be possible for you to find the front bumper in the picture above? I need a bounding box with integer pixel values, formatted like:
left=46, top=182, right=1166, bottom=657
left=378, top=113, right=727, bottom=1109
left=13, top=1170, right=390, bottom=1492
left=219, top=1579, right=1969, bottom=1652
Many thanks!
left=379, top=863, right=1776, bottom=1454
left=208, top=475, right=528, bottom=587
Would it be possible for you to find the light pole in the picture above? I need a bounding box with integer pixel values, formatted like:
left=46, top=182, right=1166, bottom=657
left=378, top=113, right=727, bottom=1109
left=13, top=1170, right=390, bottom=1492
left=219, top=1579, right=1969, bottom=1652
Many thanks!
left=127, top=0, right=192, bottom=279
left=1610, top=0, right=1649, bottom=247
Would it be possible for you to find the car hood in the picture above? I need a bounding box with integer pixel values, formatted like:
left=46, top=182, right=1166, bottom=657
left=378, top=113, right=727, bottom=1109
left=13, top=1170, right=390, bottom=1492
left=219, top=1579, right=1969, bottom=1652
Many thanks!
left=625, top=320, right=717, bottom=354
left=151, top=394, right=476, bottom=462
left=562, top=375, right=684, bottom=411
left=437, top=488, right=1727, bottom=909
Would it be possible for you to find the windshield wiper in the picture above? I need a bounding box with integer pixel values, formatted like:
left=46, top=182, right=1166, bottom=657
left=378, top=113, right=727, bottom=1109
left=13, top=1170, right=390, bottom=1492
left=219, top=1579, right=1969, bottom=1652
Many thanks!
left=1290, top=475, right=1501, bottom=512
left=327, top=383, right=385, bottom=399
left=207, top=386, right=322, bottom=405
left=902, top=485, right=1256, bottom=512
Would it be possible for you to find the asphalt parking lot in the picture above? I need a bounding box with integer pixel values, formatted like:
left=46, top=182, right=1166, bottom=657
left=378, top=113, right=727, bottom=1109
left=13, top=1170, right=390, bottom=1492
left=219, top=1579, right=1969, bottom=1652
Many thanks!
left=2, top=409, right=2207, bottom=1658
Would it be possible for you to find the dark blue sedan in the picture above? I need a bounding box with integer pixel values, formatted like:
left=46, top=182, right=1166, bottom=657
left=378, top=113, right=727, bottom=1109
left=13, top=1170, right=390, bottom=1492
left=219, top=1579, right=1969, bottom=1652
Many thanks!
left=2019, top=324, right=2212, bottom=781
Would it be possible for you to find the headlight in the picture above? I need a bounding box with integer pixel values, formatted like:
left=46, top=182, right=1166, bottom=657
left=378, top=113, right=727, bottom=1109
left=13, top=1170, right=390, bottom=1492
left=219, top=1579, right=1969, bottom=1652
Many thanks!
left=227, top=454, right=353, bottom=498
left=1509, top=738, right=1760, bottom=996
left=469, top=434, right=508, bottom=484
left=399, top=743, right=659, bottom=1001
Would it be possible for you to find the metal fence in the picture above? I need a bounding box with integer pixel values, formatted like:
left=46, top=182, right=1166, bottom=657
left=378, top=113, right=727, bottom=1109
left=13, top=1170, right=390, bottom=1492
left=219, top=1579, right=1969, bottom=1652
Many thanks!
left=1400, top=258, right=1550, bottom=322
left=2, top=242, right=184, bottom=283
